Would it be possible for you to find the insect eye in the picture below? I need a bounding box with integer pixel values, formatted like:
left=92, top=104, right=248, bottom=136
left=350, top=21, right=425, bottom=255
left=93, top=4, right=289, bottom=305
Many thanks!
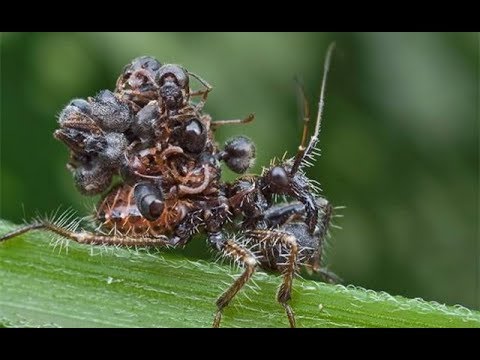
left=270, top=166, right=289, bottom=187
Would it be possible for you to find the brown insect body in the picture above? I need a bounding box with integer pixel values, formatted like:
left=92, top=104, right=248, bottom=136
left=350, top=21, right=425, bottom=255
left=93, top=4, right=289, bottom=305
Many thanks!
left=96, top=183, right=191, bottom=237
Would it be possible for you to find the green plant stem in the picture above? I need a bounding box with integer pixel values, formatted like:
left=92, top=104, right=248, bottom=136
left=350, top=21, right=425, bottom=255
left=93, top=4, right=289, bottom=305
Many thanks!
left=0, top=221, right=479, bottom=328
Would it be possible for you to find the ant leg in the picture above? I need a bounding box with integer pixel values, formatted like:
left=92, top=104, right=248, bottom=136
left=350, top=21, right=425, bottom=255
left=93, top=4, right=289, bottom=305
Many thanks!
left=0, top=220, right=171, bottom=247
left=248, top=229, right=300, bottom=328
left=211, top=113, right=255, bottom=129
left=187, top=71, right=212, bottom=112
left=189, top=88, right=210, bottom=109
left=208, top=233, right=257, bottom=328
left=316, top=268, right=343, bottom=284
left=189, top=89, right=208, bottom=97
left=193, top=90, right=211, bottom=112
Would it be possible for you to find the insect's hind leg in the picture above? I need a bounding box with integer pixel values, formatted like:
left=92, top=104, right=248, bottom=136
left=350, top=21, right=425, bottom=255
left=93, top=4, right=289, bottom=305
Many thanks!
left=208, top=233, right=257, bottom=328
left=247, top=229, right=300, bottom=328
left=0, top=220, right=171, bottom=247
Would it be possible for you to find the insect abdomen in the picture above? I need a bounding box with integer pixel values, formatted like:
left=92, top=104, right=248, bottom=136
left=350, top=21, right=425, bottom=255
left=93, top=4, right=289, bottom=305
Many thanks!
left=96, top=184, right=186, bottom=237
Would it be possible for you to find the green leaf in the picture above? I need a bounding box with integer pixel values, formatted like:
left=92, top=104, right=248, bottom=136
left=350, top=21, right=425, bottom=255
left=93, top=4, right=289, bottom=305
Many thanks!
left=0, top=221, right=479, bottom=328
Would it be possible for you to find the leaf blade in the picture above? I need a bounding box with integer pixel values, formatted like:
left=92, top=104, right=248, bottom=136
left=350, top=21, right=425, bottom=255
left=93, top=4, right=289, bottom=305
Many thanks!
left=1, top=221, right=479, bottom=328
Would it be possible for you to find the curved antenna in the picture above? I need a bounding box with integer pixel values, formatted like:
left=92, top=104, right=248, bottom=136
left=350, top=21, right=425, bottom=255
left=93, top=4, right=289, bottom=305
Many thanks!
left=187, top=70, right=212, bottom=90
left=187, top=70, right=213, bottom=111
left=291, top=42, right=336, bottom=175
left=294, top=76, right=311, bottom=159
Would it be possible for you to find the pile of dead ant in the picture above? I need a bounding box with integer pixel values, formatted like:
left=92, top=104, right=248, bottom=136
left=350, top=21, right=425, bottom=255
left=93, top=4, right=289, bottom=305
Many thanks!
left=1, top=43, right=339, bottom=328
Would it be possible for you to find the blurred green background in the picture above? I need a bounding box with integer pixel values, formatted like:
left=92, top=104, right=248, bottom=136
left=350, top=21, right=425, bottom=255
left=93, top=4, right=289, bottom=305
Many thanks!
left=1, top=32, right=478, bottom=310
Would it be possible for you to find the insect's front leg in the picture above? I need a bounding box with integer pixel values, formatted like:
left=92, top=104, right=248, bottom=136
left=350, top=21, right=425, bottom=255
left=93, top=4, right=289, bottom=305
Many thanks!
left=207, top=232, right=257, bottom=328
left=293, top=188, right=319, bottom=235
left=247, top=229, right=299, bottom=328
left=263, top=197, right=332, bottom=235
left=263, top=202, right=306, bottom=227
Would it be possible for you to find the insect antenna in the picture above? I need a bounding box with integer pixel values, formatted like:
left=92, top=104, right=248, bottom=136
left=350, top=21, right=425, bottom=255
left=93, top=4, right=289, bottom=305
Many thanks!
left=187, top=70, right=213, bottom=93
left=290, top=77, right=311, bottom=175
left=290, top=42, right=336, bottom=175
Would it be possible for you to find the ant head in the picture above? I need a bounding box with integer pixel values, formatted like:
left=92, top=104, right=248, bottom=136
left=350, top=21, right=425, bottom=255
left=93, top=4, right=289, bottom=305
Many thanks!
left=56, top=98, right=103, bottom=154
left=58, top=98, right=93, bottom=126
left=73, top=160, right=114, bottom=196
left=116, top=56, right=162, bottom=106
left=156, top=64, right=190, bottom=111
left=261, top=161, right=307, bottom=199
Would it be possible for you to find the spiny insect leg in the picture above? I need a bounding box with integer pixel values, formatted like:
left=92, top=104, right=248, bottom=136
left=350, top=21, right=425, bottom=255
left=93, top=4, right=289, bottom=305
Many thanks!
left=248, top=229, right=299, bottom=328
left=210, top=238, right=257, bottom=328
left=0, top=223, right=45, bottom=242
left=0, top=220, right=170, bottom=247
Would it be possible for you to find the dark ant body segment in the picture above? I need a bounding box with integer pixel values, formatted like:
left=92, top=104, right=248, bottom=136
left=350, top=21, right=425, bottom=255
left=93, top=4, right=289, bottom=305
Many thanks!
left=219, top=136, right=256, bottom=174
left=171, top=117, right=208, bottom=154
left=134, top=182, right=165, bottom=221
left=73, top=161, right=114, bottom=195
left=116, top=56, right=162, bottom=109
left=68, top=98, right=92, bottom=115
left=131, top=101, right=160, bottom=141
left=1, top=43, right=338, bottom=328
left=156, top=64, right=190, bottom=112
left=90, top=90, right=133, bottom=132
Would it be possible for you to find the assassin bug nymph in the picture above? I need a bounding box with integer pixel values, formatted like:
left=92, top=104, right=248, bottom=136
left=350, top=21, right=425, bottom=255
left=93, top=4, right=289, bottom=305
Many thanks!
left=0, top=43, right=338, bottom=328
left=208, top=43, right=337, bottom=327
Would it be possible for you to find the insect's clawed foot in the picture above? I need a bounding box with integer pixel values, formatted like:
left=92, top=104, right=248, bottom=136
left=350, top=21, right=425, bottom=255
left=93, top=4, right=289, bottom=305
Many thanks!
left=281, top=303, right=296, bottom=328
left=212, top=310, right=222, bottom=328
left=277, top=286, right=296, bottom=328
